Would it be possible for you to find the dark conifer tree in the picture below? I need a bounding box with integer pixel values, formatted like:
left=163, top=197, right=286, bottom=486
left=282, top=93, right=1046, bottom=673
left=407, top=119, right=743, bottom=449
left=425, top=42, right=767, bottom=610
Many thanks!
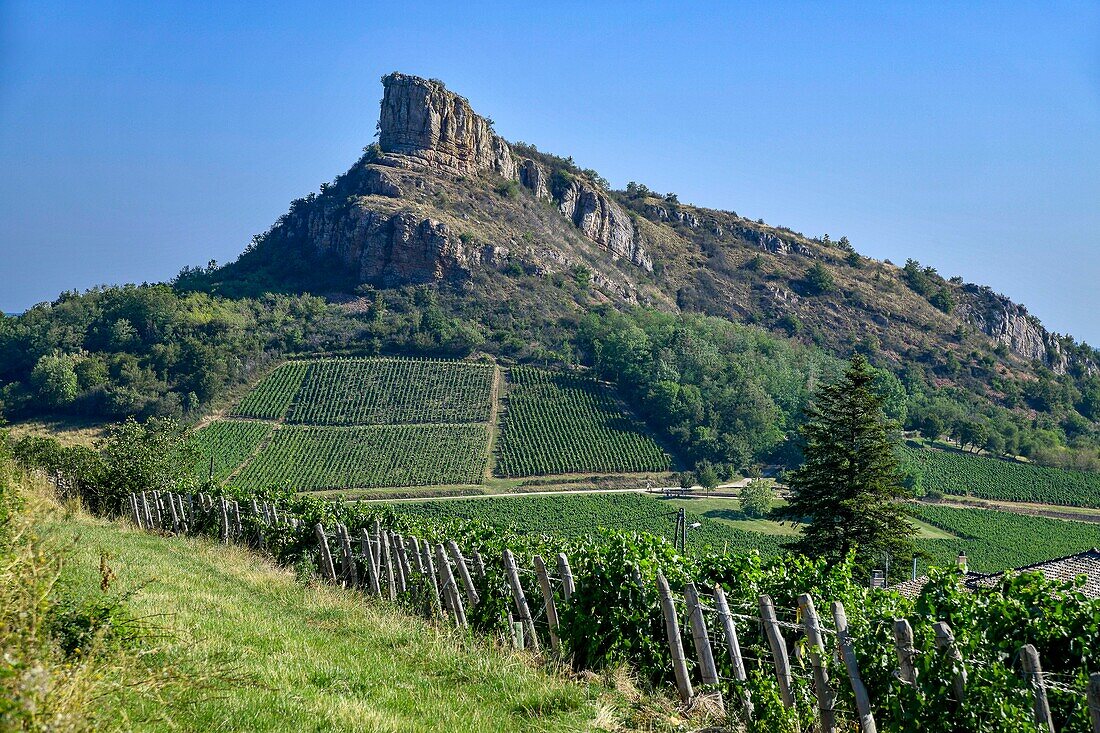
left=778, top=354, right=916, bottom=573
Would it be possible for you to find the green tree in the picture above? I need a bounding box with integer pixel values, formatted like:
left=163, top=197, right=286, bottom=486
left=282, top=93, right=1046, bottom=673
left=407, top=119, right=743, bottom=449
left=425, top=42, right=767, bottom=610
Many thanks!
left=91, top=417, right=199, bottom=513
left=740, top=478, right=775, bottom=518
left=804, top=262, right=836, bottom=295
left=29, top=352, right=79, bottom=407
left=777, top=354, right=916, bottom=572
left=696, top=461, right=719, bottom=495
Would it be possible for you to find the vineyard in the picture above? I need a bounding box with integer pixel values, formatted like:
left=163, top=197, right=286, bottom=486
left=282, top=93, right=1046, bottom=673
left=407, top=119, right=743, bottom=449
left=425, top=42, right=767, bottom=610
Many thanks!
left=913, top=504, right=1100, bottom=572
left=495, top=367, right=671, bottom=477
left=120, top=483, right=1100, bottom=733
left=231, top=361, right=309, bottom=419
left=188, top=420, right=271, bottom=481
left=231, top=424, right=490, bottom=491
left=902, top=445, right=1100, bottom=507
left=388, top=493, right=786, bottom=556
left=287, top=358, right=495, bottom=426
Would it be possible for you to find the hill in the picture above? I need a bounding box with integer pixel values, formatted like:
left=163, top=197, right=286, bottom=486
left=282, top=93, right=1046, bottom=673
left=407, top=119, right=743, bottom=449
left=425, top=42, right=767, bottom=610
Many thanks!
left=5, top=72, right=1100, bottom=482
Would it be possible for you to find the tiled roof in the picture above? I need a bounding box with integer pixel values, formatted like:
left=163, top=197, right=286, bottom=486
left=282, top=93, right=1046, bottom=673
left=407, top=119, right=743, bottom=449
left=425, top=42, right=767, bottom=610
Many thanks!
left=967, top=548, right=1100, bottom=598
left=890, top=549, right=1100, bottom=600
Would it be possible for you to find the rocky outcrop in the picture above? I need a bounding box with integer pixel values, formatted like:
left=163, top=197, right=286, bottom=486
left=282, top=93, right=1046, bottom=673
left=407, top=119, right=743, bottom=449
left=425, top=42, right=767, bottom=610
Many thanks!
left=376, top=73, right=651, bottom=273
left=286, top=201, right=474, bottom=287
left=519, top=158, right=551, bottom=201
left=378, top=73, right=516, bottom=179
left=556, top=178, right=650, bottom=270
left=959, top=285, right=1069, bottom=372
left=361, top=166, right=403, bottom=198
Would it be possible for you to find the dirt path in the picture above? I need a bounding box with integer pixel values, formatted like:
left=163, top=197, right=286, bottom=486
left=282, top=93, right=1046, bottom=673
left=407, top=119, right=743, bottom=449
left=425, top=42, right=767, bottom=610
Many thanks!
left=917, top=496, right=1100, bottom=524
left=357, top=481, right=752, bottom=503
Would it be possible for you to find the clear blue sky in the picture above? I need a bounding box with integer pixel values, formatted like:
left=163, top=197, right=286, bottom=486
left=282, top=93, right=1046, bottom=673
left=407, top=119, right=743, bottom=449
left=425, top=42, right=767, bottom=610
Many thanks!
left=2, top=2, right=1098, bottom=342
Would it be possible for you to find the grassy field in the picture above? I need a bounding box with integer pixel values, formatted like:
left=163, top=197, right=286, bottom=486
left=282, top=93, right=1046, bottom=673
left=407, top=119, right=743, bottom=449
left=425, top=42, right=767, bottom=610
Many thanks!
left=40, top=500, right=635, bottom=731
left=382, top=492, right=1100, bottom=575
left=288, top=358, right=495, bottom=426
left=665, top=496, right=956, bottom=539
left=913, top=504, right=1100, bottom=573
left=231, top=360, right=310, bottom=420
left=495, top=367, right=670, bottom=478
left=200, top=358, right=676, bottom=492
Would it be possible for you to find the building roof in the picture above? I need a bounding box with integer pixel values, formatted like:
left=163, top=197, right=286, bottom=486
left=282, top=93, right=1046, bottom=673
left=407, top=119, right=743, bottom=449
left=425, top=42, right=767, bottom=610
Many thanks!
left=968, top=548, right=1100, bottom=598
left=889, top=549, right=1100, bottom=600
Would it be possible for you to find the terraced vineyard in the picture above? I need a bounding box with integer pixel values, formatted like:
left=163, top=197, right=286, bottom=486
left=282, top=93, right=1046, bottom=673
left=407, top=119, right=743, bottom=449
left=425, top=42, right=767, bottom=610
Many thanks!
left=232, top=361, right=309, bottom=419
left=188, top=420, right=271, bottom=481
left=495, top=367, right=671, bottom=477
left=287, top=358, right=495, bottom=426
left=902, top=445, right=1100, bottom=508
left=233, top=425, right=490, bottom=491
left=388, top=493, right=785, bottom=555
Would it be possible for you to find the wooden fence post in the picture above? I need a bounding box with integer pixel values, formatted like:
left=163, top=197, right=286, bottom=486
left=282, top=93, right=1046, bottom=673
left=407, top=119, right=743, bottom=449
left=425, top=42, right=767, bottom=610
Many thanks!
left=231, top=500, right=243, bottom=538
left=421, top=542, right=443, bottom=619
left=759, top=594, right=795, bottom=710
left=1019, top=644, right=1054, bottom=733
left=472, top=549, right=486, bottom=582
left=381, top=529, right=396, bottom=601
left=933, top=621, right=966, bottom=702
left=408, top=537, right=425, bottom=584
left=393, top=534, right=411, bottom=595
left=335, top=524, right=357, bottom=588
left=360, top=528, right=381, bottom=596
left=219, top=498, right=230, bottom=544
left=152, top=490, right=164, bottom=527
left=713, top=585, right=752, bottom=719
left=314, top=523, right=337, bottom=583
left=502, top=549, right=539, bottom=653
left=685, top=582, right=719, bottom=686
left=447, top=540, right=480, bottom=607
left=129, top=494, right=143, bottom=529
left=556, top=553, right=575, bottom=601
left=533, top=556, right=560, bottom=652
left=1088, top=672, right=1100, bottom=733
left=894, top=618, right=917, bottom=684
left=166, top=492, right=180, bottom=532
left=656, top=572, right=693, bottom=703
left=436, top=544, right=467, bottom=628
left=385, top=532, right=403, bottom=594
left=798, top=593, right=836, bottom=733
left=832, top=601, right=877, bottom=733
left=176, top=494, right=189, bottom=533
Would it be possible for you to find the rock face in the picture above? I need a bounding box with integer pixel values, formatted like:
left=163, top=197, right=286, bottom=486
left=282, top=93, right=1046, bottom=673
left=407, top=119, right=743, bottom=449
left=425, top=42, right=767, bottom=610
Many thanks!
left=378, top=73, right=516, bottom=179
left=374, top=72, right=650, bottom=273
left=959, top=285, right=1067, bottom=371
left=286, top=201, right=473, bottom=287
left=519, top=158, right=551, bottom=201
left=556, top=178, right=650, bottom=270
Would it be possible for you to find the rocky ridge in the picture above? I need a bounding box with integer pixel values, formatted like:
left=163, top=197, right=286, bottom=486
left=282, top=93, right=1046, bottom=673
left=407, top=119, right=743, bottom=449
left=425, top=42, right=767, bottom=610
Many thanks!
left=267, top=72, right=1088, bottom=377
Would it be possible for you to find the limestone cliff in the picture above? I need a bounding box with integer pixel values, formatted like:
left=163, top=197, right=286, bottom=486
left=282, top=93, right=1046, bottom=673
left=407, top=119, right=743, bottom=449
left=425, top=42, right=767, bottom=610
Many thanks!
left=372, top=72, right=651, bottom=273
left=378, top=73, right=517, bottom=179
left=958, top=285, right=1070, bottom=372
